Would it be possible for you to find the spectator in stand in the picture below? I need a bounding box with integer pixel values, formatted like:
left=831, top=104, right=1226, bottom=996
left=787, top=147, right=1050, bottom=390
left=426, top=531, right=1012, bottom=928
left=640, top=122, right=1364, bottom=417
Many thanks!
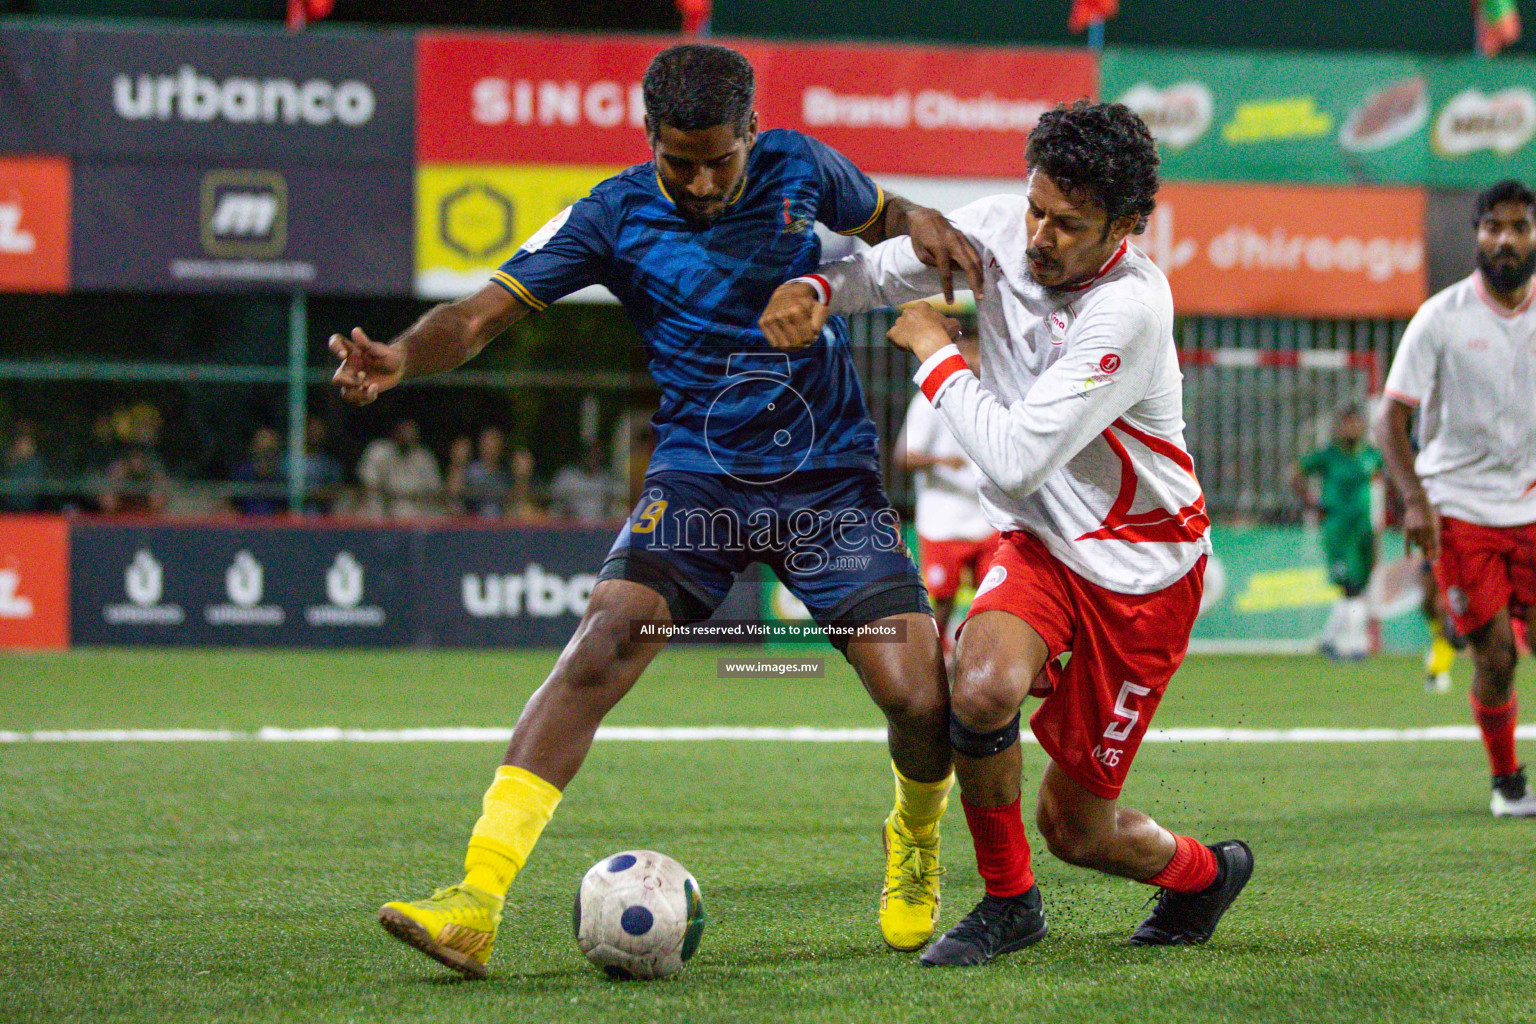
left=288, top=415, right=345, bottom=516
left=357, top=418, right=443, bottom=520
left=230, top=425, right=286, bottom=516
left=1, top=421, right=45, bottom=512
left=97, top=443, right=169, bottom=515
left=549, top=443, right=622, bottom=523
left=509, top=446, right=538, bottom=520
left=448, top=425, right=513, bottom=518
left=82, top=412, right=121, bottom=475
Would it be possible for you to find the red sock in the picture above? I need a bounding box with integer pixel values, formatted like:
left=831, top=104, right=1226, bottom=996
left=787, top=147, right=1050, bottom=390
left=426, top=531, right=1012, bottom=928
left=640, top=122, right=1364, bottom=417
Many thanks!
left=962, top=797, right=1035, bottom=897
left=1148, top=834, right=1218, bottom=893
left=1472, top=694, right=1520, bottom=777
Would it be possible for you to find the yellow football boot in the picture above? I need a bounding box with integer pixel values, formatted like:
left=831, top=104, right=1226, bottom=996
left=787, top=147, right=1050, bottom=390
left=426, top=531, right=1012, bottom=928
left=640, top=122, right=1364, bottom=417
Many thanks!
left=880, top=816, right=943, bottom=951
left=1425, top=635, right=1456, bottom=694
left=378, top=884, right=502, bottom=979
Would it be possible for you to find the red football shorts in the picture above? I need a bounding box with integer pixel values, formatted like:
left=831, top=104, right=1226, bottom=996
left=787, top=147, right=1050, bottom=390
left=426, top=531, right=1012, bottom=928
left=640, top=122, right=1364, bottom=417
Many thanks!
left=1434, top=516, right=1536, bottom=635
left=962, top=530, right=1205, bottom=800
left=918, top=533, right=1000, bottom=601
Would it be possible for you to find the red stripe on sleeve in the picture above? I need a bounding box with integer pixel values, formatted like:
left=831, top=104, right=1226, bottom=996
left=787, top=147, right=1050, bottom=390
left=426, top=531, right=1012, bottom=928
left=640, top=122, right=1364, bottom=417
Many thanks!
left=919, top=353, right=971, bottom=403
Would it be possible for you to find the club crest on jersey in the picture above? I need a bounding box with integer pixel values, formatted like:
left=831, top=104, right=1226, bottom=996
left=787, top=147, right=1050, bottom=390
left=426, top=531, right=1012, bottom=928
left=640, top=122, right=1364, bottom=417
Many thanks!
left=781, top=197, right=813, bottom=236
left=1447, top=586, right=1469, bottom=616
left=974, top=564, right=1007, bottom=599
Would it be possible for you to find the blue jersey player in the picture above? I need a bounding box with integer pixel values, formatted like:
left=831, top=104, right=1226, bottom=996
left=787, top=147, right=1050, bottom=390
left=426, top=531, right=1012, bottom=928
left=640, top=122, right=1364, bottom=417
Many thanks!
left=331, top=44, right=984, bottom=975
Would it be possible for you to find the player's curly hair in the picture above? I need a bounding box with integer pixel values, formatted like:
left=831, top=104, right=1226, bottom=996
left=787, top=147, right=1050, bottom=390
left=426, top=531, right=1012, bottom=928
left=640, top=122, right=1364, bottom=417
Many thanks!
left=1474, top=178, right=1536, bottom=224
left=1025, top=100, right=1160, bottom=235
left=643, top=44, right=756, bottom=138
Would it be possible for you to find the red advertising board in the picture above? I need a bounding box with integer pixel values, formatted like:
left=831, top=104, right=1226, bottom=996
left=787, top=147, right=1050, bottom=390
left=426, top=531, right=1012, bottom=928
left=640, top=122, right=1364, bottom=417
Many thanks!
left=0, top=156, right=70, bottom=293
left=1143, top=182, right=1427, bottom=318
left=416, top=32, right=1096, bottom=178
left=0, top=515, right=69, bottom=649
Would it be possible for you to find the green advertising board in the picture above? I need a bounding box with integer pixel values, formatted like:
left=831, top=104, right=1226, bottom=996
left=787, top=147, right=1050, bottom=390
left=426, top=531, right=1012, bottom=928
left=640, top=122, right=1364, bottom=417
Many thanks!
left=764, top=526, right=1430, bottom=655
left=1103, top=48, right=1429, bottom=184
left=1427, top=56, right=1536, bottom=188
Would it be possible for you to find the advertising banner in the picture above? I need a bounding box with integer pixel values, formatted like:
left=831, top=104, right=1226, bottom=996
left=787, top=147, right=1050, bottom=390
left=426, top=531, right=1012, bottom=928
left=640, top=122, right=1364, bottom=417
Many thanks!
left=1141, top=182, right=1426, bottom=317
left=414, top=524, right=612, bottom=647
left=0, top=516, right=69, bottom=650
left=1193, top=526, right=1428, bottom=654
left=416, top=31, right=1095, bottom=178
left=1104, top=48, right=1429, bottom=184
left=0, top=27, right=75, bottom=155
left=1426, top=56, right=1536, bottom=189
left=70, top=25, right=414, bottom=164
left=69, top=523, right=415, bottom=647
left=0, top=156, right=71, bottom=293
left=72, top=161, right=410, bottom=295
left=415, top=162, right=621, bottom=299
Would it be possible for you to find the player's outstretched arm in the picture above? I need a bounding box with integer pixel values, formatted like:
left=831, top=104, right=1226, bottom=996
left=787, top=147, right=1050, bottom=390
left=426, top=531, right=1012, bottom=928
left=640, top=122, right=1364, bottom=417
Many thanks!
left=888, top=301, right=1152, bottom=499
left=1376, top=398, right=1440, bottom=562
left=859, top=193, right=985, bottom=304
left=330, top=283, right=530, bottom=406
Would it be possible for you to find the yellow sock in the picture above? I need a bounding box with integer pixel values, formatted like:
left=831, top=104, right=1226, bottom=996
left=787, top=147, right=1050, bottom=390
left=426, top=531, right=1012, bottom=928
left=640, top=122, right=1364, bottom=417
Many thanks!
left=461, top=765, right=563, bottom=899
left=890, top=761, right=953, bottom=839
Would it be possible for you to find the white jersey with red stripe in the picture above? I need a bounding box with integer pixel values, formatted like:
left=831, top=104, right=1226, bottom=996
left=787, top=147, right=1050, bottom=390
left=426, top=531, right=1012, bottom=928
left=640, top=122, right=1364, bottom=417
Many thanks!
left=1383, top=272, right=1536, bottom=527
left=815, top=193, right=1210, bottom=595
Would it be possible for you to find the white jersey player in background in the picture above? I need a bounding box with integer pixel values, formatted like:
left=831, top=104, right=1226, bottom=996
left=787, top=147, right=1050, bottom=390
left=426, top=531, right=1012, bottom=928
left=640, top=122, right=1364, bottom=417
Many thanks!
left=894, top=339, right=999, bottom=660
left=1378, top=178, right=1536, bottom=818
left=761, top=101, right=1251, bottom=967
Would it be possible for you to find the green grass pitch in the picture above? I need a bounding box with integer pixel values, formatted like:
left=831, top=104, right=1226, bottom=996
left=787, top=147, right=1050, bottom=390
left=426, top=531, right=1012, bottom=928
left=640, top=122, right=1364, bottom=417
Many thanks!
left=3, top=646, right=1536, bottom=1024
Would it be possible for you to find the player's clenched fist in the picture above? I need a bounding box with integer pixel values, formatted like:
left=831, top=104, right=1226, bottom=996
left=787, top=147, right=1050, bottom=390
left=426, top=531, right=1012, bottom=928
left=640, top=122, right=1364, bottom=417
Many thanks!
left=329, top=326, right=405, bottom=406
left=758, top=281, right=830, bottom=351
left=886, top=303, right=962, bottom=363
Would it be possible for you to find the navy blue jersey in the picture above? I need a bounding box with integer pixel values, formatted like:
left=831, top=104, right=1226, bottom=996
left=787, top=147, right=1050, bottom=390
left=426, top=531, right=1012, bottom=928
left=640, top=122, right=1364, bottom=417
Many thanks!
left=492, top=129, right=885, bottom=479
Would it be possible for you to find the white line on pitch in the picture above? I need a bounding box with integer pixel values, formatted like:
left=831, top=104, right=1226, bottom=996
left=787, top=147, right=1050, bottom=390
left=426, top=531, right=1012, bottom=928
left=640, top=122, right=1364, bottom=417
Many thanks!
left=2, top=725, right=1534, bottom=744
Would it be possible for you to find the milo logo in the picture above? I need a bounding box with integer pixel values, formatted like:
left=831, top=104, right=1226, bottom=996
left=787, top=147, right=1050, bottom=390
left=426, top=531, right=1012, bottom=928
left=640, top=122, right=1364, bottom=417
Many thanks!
left=1433, top=87, right=1536, bottom=157
left=1116, top=81, right=1213, bottom=151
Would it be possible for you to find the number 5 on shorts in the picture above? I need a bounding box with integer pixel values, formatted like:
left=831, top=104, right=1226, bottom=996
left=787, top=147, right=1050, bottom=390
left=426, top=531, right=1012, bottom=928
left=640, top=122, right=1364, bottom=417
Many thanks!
left=1103, top=681, right=1153, bottom=742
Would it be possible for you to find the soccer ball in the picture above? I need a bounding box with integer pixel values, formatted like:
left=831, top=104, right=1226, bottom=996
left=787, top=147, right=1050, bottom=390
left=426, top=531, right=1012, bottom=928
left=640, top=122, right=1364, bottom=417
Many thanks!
left=573, top=850, right=705, bottom=980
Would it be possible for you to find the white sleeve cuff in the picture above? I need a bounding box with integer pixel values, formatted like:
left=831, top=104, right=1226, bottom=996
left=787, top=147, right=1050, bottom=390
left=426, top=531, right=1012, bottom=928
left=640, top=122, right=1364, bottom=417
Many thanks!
left=788, top=274, right=831, bottom=306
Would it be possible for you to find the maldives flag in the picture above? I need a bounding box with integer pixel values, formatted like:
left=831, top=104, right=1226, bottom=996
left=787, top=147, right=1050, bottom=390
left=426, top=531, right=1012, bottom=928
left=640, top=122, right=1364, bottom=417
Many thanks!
left=1476, top=0, right=1521, bottom=55
left=1068, top=0, right=1119, bottom=33
left=287, top=0, right=334, bottom=31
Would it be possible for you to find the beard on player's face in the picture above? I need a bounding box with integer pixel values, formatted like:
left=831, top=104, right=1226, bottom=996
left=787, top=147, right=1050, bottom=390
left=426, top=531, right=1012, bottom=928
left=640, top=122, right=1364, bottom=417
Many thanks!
left=1478, top=245, right=1536, bottom=294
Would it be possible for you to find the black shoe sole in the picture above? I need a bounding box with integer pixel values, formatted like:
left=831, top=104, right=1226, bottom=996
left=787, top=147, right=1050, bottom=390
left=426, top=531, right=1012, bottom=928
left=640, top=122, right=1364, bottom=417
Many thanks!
left=919, top=919, right=1049, bottom=967
left=1130, top=840, right=1254, bottom=947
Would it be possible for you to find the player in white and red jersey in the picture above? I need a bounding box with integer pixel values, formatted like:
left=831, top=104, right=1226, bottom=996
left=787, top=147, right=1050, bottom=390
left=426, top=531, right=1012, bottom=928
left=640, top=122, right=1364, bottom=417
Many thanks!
left=1379, top=179, right=1536, bottom=818
left=895, top=339, right=999, bottom=658
left=760, top=101, right=1252, bottom=965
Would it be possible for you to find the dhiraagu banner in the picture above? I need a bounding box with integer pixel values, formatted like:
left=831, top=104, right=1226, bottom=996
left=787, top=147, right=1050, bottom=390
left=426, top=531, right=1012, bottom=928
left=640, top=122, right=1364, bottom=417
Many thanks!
left=1104, top=48, right=1429, bottom=184
left=415, top=162, right=620, bottom=300
left=1426, top=56, right=1536, bottom=189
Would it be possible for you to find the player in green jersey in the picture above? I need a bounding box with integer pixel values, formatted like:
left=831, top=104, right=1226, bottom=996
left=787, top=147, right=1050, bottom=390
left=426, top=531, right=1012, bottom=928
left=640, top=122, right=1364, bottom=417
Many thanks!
left=1291, top=403, right=1383, bottom=659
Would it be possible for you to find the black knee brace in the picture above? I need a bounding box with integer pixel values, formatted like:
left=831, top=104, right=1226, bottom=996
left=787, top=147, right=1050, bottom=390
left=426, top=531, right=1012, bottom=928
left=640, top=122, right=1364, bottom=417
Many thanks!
left=950, top=711, right=1021, bottom=759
